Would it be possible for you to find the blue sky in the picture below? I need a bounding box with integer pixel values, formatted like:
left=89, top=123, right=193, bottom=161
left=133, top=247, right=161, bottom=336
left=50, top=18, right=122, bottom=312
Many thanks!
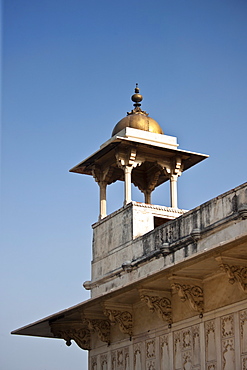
left=1, top=0, right=247, bottom=369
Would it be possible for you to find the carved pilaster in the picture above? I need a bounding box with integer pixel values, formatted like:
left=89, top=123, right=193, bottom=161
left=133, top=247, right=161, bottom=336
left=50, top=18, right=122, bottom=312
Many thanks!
left=103, top=307, right=133, bottom=336
left=171, top=283, right=204, bottom=314
left=139, top=289, right=172, bottom=324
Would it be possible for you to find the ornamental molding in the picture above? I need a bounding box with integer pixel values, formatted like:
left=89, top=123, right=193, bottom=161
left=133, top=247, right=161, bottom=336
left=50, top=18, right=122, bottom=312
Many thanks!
left=131, top=201, right=186, bottom=213
left=171, top=282, right=204, bottom=314
left=139, top=289, right=172, bottom=324
left=103, top=303, right=133, bottom=336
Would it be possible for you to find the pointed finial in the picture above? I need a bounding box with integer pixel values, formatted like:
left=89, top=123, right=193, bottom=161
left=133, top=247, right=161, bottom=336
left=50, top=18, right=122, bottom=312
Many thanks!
left=131, top=83, right=143, bottom=108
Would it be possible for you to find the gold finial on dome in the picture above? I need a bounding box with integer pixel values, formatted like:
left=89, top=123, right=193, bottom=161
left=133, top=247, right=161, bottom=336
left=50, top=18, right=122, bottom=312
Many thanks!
left=111, top=84, right=164, bottom=136
left=128, top=84, right=147, bottom=116
left=131, top=83, right=143, bottom=108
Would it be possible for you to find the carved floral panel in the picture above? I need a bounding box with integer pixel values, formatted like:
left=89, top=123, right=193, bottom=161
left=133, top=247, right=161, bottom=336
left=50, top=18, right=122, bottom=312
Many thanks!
left=242, top=355, right=247, bottom=370
left=146, top=339, right=156, bottom=359
left=146, top=359, right=155, bottom=370
left=182, top=328, right=192, bottom=351
left=100, top=354, right=108, bottom=370
left=240, top=310, right=247, bottom=354
left=134, top=343, right=142, bottom=370
left=207, top=364, right=216, bottom=370
left=124, top=349, right=130, bottom=370
left=222, top=338, right=235, bottom=370
left=111, top=351, right=116, bottom=370
left=174, top=331, right=182, bottom=369
left=117, top=349, right=124, bottom=369
left=192, top=325, right=200, bottom=366
left=205, top=320, right=216, bottom=363
left=221, top=314, right=234, bottom=338
left=183, top=350, right=192, bottom=370
left=91, top=356, right=97, bottom=370
left=160, top=335, right=169, bottom=370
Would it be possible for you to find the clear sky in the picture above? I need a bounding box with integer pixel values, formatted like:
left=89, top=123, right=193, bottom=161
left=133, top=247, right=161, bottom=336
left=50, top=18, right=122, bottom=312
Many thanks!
left=1, top=0, right=247, bottom=369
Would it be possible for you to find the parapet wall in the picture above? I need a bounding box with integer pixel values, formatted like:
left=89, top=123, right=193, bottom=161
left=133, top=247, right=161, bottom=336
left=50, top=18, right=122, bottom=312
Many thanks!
left=88, top=182, right=247, bottom=297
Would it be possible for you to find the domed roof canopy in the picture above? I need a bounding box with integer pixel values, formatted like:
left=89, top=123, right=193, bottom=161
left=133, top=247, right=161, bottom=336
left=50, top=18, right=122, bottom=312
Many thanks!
left=112, top=84, right=164, bottom=137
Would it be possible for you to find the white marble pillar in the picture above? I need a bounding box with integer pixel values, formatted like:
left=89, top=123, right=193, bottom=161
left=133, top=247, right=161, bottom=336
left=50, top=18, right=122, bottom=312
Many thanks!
left=99, top=182, right=107, bottom=220
left=124, top=166, right=132, bottom=205
left=170, top=175, right=178, bottom=208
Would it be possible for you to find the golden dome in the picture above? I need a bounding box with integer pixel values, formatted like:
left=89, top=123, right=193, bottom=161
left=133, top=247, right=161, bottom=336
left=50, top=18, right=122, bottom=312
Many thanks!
left=111, top=84, right=164, bottom=137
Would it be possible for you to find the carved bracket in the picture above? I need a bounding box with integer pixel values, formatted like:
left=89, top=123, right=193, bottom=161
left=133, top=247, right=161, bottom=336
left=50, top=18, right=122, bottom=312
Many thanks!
left=133, top=163, right=163, bottom=201
left=171, top=283, right=204, bottom=313
left=51, top=325, right=91, bottom=350
left=219, top=263, right=247, bottom=293
left=92, top=165, right=114, bottom=185
left=139, top=289, right=172, bottom=324
left=215, top=256, right=247, bottom=293
left=103, top=308, right=133, bottom=336
left=164, top=156, right=184, bottom=178
left=115, top=146, right=142, bottom=170
left=85, top=319, right=111, bottom=344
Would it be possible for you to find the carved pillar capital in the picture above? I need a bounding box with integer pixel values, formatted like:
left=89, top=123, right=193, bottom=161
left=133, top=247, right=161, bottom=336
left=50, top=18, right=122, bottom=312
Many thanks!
left=164, top=157, right=183, bottom=208
left=115, top=146, right=141, bottom=205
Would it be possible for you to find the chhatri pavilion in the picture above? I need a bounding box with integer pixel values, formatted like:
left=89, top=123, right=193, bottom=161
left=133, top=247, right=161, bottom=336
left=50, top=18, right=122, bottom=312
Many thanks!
left=12, top=85, right=247, bottom=370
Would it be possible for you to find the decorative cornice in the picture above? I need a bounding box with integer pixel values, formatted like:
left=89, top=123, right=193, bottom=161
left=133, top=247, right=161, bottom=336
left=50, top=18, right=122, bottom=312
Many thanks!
left=139, top=289, right=172, bottom=324
left=171, top=283, right=204, bottom=313
left=104, top=309, right=133, bottom=336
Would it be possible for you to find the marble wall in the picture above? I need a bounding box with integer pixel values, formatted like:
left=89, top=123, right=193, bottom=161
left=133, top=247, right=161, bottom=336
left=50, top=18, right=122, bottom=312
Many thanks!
left=89, top=302, right=247, bottom=370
